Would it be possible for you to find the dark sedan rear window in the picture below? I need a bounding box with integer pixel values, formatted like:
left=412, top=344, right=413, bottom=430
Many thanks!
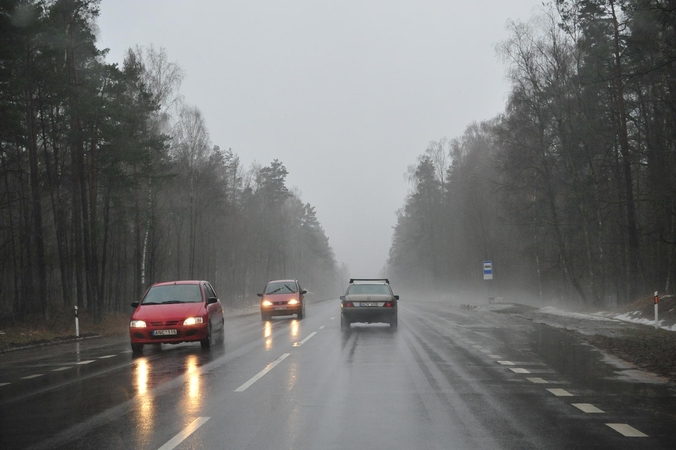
left=142, top=284, right=203, bottom=304
left=347, top=284, right=391, bottom=295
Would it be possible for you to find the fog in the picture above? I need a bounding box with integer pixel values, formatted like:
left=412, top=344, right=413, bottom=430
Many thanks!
left=97, top=1, right=541, bottom=276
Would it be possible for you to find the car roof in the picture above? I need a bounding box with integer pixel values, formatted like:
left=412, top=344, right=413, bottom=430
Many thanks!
left=267, top=279, right=297, bottom=284
left=151, top=280, right=205, bottom=287
left=349, top=278, right=389, bottom=284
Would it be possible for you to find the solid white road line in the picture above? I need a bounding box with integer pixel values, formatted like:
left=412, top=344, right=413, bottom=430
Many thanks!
left=572, top=403, right=604, bottom=414
left=547, top=388, right=573, bottom=397
left=21, top=374, right=44, bottom=379
left=605, top=423, right=648, bottom=437
left=235, top=353, right=290, bottom=392
left=157, top=417, right=210, bottom=450
left=526, top=377, right=549, bottom=384
left=294, top=332, right=317, bottom=347
left=497, top=361, right=515, bottom=366
left=510, top=368, right=530, bottom=374
left=52, top=367, right=70, bottom=372
left=76, top=360, right=95, bottom=365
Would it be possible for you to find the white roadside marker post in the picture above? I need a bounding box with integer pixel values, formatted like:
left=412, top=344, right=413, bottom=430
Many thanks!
left=654, top=291, right=659, bottom=330
left=75, top=305, right=80, bottom=337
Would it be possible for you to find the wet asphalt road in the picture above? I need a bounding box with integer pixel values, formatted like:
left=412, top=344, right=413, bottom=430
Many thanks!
left=1, top=299, right=675, bottom=450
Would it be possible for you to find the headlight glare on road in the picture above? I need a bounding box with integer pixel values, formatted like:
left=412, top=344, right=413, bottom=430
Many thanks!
left=183, top=317, right=203, bottom=326
left=130, top=320, right=147, bottom=328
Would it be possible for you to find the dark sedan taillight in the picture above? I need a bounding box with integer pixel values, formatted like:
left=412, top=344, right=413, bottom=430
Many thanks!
left=384, top=301, right=394, bottom=307
left=344, top=302, right=354, bottom=307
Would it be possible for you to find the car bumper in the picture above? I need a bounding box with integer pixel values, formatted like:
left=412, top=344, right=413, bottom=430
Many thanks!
left=341, top=308, right=396, bottom=323
left=129, top=323, right=209, bottom=344
left=262, top=305, right=303, bottom=317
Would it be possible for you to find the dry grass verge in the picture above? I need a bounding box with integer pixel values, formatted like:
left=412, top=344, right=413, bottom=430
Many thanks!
left=0, top=309, right=128, bottom=352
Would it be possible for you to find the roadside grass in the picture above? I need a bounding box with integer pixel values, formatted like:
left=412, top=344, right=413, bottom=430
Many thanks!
left=0, top=308, right=128, bottom=352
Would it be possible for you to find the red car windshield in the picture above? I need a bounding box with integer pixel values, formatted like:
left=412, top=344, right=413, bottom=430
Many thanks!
left=264, top=282, right=297, bottom=294
left=142, top=284, right=203, bottom=304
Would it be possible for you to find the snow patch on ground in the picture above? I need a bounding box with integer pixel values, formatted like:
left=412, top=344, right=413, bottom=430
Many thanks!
left=537, top=306, right=618, bottom=322
left=535, top=306, right=676, bottom=332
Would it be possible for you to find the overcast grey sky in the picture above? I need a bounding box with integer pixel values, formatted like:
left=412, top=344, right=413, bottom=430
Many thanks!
left=97, top=0, right=540, bottom=277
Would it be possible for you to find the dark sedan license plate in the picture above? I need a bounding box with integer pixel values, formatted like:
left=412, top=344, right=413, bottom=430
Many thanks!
left=153, top=329, right=177, bottom=336
left=360, top=302, right=377, bottom=307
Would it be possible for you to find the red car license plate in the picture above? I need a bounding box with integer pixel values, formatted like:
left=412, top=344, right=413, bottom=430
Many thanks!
left=153, top=329, right=177, bottom=336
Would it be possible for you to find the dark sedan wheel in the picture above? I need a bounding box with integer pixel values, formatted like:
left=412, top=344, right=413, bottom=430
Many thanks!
left=340, top=315, right=350, bottom=331
left=390, top=315, right=398, bottom=330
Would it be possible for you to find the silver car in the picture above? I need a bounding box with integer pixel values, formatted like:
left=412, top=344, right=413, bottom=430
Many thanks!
left=340, top=278, right=398, bottom=330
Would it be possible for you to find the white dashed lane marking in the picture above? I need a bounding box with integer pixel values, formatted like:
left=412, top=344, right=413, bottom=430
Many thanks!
left=488, top=354, right=502, bottom=359
left=479, top=349, right=491, bottom=353
left=21, top=374, right=44, bottom=380
left=319, top=325, right=325, bottom=330
left=98, top=355, right=116, bottom=359
left=606, top=423, right=648, bottom=437
left=526, top=377, right=549, bottom=384
left=294, top=332, right=317, bottom=347
left=510, top=368, right=530, bottom=374
left=497, top=361, right=515, bottom=366
left=0, top=382, right=10, bottom=387
left=76, top=360, right=95, bottom=365
left=157, top=417, right=210, bottom=450
left=572, top=403, right=604, bottom=414
left=52, top=367, right=70, bottom=372
left=547, top=388, right=573, bottom=397
left=235, top=353, right=290, bottom=392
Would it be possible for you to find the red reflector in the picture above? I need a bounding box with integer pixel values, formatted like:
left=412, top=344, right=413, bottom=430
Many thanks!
left=385, top=302, right=392, bottom=307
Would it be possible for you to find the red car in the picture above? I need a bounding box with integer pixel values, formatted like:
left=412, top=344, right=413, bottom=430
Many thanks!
left=129, top=280, right=224, bottom=353
left=258, top=279, right=307, bottom=321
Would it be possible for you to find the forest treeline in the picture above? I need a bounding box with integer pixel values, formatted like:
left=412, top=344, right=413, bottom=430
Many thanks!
left=388, top=0, right=676, bottom=307
left=0, top=0, right=342, bottom=321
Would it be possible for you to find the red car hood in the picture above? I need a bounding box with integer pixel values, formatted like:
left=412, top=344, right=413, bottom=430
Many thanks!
left=132, top=303, right=206, bottom=321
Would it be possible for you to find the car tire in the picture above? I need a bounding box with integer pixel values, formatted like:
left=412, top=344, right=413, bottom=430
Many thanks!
left=261, top=312, right=270, bottom=322
left=390, top=315, right=398, bottom=330
left=131, top=343, right=144, bottom=353
left=218, top=319, right=225, bottom=345
left=297, top=308, right=304, bottom=320
left=201, top=324, right=212, bottom=349
left=341, top=315, right=350, bottom=331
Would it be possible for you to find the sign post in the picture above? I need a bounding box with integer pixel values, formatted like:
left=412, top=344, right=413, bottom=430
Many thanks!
left=654, top=291, right=659, bottom=330
left=483, top=261, right=493, bottom=280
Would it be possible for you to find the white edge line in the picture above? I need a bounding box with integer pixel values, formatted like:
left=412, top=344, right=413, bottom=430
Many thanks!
left=157, top=417, right=210, bottom=450
left=235, top=353, right=290, bottom=392
left=296, top=332, right=317, bottom=347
